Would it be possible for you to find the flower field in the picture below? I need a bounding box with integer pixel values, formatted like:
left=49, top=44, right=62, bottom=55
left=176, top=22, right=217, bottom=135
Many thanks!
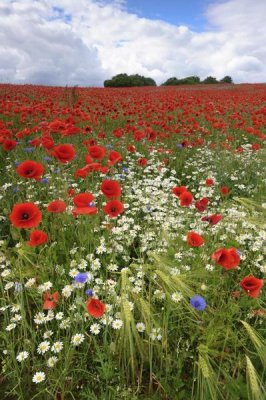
left=0, top=83, right=265, bottom=400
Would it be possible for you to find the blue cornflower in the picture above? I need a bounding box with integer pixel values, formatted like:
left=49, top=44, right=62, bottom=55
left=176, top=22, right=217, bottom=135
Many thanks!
left=40, top=178, right=49, bottom=184
left=15, top=282, right=23, bottom=292
left=86, top=289, right=93, bottom=296
left=190, top=295, right=206, bottom=311
left=74, top=273, right=88, bottom=284
left=44, top=156, right=52, bottom=162
left=13, top=187, right=19, bottom=193
left=122, top=167, right=129, bottom=173
left=24, top=147, right=35, bottom=152
left=176, top=143, right=183, bottom=148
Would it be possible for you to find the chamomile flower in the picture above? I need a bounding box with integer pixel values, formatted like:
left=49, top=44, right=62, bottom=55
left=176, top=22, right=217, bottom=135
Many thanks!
left=111, top=319, right=123, bottom=330
left=71, top=333, right=85, bottom=346
left=32, top=372, right=46, bottom=384
left=90, top=323, right=101, bottom=335
left=16, top=351, right=29, bottom=362
left=136, top=322, right=146, bottom=333
left=51, top=341, right=63, bottom=353
left=37, top=341, right=50, bottom=354
left=47, top=356, right=58, bottom=368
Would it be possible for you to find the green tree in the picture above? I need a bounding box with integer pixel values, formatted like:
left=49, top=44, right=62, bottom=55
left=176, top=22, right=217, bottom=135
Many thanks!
left=220, top=75, right=233, bottom=84
left=104, top=73, right=156, bottom=87
left=202, top=76, right=218, bottom=84
left=162, top=76, right=201, bottom=86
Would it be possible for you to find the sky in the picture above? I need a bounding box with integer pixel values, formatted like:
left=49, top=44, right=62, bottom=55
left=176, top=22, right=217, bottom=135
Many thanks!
left=0, top=0, right=266, bottom=86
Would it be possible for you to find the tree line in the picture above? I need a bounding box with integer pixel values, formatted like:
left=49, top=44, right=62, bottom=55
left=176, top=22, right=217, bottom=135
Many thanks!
left=104, top=74, right=233, bottom=87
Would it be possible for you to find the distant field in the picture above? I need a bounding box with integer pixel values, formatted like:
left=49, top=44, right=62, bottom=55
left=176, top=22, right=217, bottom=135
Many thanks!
left=0, top=84, right=265, bottom=400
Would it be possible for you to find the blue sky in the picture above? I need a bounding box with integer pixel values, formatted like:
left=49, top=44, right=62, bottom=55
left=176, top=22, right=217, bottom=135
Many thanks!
left=125, top=0, right=211, bottom=31
left=0, top=0, right=266, bottom=85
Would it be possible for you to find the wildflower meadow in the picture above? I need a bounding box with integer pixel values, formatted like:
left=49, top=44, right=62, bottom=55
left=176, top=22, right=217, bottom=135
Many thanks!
left=0, top=83, right=265, bottom=399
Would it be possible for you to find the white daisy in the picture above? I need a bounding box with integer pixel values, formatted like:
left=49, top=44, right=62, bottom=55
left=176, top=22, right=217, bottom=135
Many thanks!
left=111, top=319, right=123, bottom=330
left=47, top=356, right=58, bottom=368
left=32, top=372, right=46, bottom=384
left=51, top=341, right=63, bottom=353
left=16, top=351, right=29, bottom=362
left=136, top=322, right=146, bottom=333
left=90, top=323, right=101, bottom=335
left=71, top=333, right=85, bottom=346
left=37, top=341, right=50, bottom=354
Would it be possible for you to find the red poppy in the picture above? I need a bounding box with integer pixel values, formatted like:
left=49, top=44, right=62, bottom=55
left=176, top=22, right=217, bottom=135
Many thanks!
left=172, top=186, right=187, bottom=197
left=108, top=150, right=123, bottom=166
left=101, top=180, right=121, bottom=199
left=211, top=248, right=240, bottom=270
left=138, top=157, right=148, bottom=167
left=43, top=291, right=60, bottom=310
left=67, top=188, right=76, bottom=197
left=240, top=276, right=264, bottom=298
left=9, top=202, right=42, bottom=229
left=127, top=144, right=136, bottom=152
left=87, top=145, right=106, bottom=160
left=220, top=186, right=229, bottom=196
left=52, top=144, right=76, bottom=163
left=2, top=139, right=17, bottom=151
left=205, top=178, right=214, bottom=186
left=201, top=214, right=222, bottom=225
left=72, top=207, right=97, bottom=216
left=103, top=200, right=124, bottom=218
left=28, top=230, right=48, bottom=247
left=195, top=197, right=209, bottom=212
left=86, top=298, right=105, bottom=318
left=84, top=154, right=93, bottom=164
left=187, top=232, right=204, bottom=247
left=179, top=191, right=193, bottom=207
left=16, top=160, right=44, bottom=180
left=73, top=193, right=94, bottom=207
left=47, top=200, right=66, bottom=213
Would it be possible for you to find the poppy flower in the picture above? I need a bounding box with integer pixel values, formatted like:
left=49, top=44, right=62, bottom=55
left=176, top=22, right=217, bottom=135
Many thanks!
left=103, top=200, right=124, bottom=218
left=72, top=207, right=97, bottom=216
left=3, top=139, right=17, bottom=151
left=84, top=154, right=93, bottom=164
left=73, top=193, right=94, bottom=208
left=9, top=202, right=42, bottom=229
left=28, top=230, right=48, bottom=247
left=47, top=200, right=66, bottom=213
left=127, top=144, right=136, bottom=152
left=240, top=276, right=264, bottom=298
left=16, top=160, right=44, bottom=180
left=87, top=145, right=106, bottom=160
left=205, top=178, right=214, bottom=186
left=211, top=248, right=240, bottom=270
left=179, top=191, right=193, bottom=207
left=86, top=298, right=105, bottom=318
left=43, top=291, right=60, bottom=310
left=220, top=186, right=229, bottom=196
left=195, top=197, right=209, bottom=212
left=52, top=144, right=75, bottom=163
left=187, top=232, right=204, bottom=247
left=108, top=150, right=123, bottom=166
left=101, top=180, right=121, bottom=199
left=201, top=214, right=222, bottom=225
left=172, top=186, right=187, bottom=197
left=138, top=157, right=148, bottom=167
left=67, top=188, right=76, bottom=197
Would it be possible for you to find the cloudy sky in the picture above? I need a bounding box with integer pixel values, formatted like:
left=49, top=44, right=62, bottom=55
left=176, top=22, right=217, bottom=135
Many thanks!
left=0, top=0, right=265, bottom=86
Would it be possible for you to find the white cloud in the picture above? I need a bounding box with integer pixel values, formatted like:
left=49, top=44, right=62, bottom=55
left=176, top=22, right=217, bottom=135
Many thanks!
left=0, top=0, right=266, bottom=85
